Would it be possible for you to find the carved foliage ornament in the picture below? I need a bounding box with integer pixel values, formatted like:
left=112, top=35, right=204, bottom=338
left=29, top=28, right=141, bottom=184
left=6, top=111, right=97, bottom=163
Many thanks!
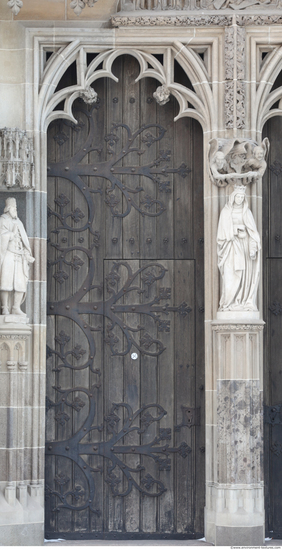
left=7, top=0, right=100, bottom=16
left=0, top=128, right=34, bottom=189
left=70, top=0, right=98, bottom=16
left=7, top=0, right=23, bottom=15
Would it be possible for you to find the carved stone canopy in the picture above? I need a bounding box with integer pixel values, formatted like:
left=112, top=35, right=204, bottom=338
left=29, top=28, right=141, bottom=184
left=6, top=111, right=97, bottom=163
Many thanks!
left=0, top=128, right=34, bottom=189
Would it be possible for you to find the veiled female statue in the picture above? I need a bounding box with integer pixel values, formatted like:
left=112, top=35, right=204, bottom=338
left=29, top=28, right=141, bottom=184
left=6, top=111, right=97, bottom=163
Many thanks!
left=217, top=185, right=260, bottom=312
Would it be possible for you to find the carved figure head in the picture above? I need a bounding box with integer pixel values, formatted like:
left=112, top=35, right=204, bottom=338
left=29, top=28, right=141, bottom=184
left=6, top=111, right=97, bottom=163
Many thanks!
left=229, top=143, right=247, bottom=165
left=229, top=185, right=247, bottom=207
left=253, top=146, right=264, bottom=161
left=4, top=197, right=17, bottom=219
left=215, top=151, right=225, bottom=169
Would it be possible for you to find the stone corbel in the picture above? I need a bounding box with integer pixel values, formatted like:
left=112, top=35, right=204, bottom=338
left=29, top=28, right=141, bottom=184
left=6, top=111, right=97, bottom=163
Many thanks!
left=208, top=137, right=269, bottom=188
left=0, top=128, right=34, bottom=189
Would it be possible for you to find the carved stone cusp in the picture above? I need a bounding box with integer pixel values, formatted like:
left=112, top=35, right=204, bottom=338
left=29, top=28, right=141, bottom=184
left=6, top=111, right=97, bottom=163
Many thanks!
left=0, top=128, right=34, bottom=189
left=153, top=85, right=170, bottom=106
left=79, top=85, right=98, bottom=105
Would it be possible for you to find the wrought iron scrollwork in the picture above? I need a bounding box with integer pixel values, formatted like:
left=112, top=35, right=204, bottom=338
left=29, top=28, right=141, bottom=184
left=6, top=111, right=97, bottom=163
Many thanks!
left=48, top=101, right=191, bottom=221
left=46, top=397, right=192, bottom=512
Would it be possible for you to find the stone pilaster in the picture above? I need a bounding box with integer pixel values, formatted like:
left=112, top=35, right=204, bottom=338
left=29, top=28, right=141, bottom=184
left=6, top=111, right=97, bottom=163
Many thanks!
left=205, top=320, right=265, bottom=546
left=0, top=319, right=44, bottom=544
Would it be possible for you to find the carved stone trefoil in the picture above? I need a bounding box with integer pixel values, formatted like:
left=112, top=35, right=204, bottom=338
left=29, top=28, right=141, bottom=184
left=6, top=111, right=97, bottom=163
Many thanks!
left=79, top=86, right=98, bottom=105
left=153, top=85, right=171, bottom=106
left=70, top=0, right=98, bottom=16
left=0, top=128, right=34, bottom=189
left=7, top=0, right=23, bottom=16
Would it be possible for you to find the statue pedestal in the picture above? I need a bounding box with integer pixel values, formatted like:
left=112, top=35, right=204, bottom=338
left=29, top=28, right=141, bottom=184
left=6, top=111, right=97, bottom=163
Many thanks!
left=205, top=320, right=265, bottom=546
left=0, top=314, right=29, bottom=325
left=217, top=310, right=260, bottom=321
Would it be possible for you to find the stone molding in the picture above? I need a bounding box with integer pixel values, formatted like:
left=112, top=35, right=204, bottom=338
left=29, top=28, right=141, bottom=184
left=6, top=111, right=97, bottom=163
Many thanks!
left=111, top=14, right=233, bottom=25
left=0, top=128, right=34, bottom=189
left=224, top=25, right=246, bottom=128
left=112, top=13, right=282, bottom=25
left=212, top=323, right=264, bottom=331
left=117, top=0, right=282, bottom=9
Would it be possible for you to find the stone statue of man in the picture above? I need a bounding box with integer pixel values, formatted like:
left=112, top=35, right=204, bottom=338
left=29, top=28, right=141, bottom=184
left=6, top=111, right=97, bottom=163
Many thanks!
left=0, top=197, right=35, bottom=316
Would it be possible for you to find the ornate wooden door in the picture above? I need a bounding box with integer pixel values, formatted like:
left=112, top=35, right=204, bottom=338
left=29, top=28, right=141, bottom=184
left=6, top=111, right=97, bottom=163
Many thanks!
left=263, top=117, right=282, bottom=540
left=45, top=55, right=205, bottom=540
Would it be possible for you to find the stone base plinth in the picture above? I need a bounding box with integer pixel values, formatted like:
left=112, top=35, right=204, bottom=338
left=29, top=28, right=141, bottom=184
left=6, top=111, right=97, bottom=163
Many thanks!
left=206, top=321, right=265, bottom=546
left=205, top=484, right=264, bottom=546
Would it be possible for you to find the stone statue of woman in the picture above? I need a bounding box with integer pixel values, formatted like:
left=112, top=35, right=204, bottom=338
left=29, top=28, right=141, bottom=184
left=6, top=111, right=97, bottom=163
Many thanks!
left=217, top=185, right=260, bottom=312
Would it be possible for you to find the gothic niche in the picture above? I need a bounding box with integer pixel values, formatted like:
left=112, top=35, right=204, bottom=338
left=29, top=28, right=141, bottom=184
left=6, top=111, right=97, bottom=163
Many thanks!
left=208, top=138, right=269, bottom=316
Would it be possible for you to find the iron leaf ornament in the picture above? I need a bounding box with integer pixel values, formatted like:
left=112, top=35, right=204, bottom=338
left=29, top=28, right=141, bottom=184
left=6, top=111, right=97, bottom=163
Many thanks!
left=46, top=396, right=192, bottom=512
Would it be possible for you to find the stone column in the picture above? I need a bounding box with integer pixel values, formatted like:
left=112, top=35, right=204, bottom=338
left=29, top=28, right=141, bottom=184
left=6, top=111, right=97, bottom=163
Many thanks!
left=205, top=320, right=265, bottom=546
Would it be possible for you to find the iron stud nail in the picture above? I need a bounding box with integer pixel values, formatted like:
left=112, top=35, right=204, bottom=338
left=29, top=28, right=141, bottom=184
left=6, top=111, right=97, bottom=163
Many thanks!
left=48, top=445, right=52, bottom=450
left=84, top=324, right=87, bottom=328
left=66, top=306, right=70, bottom=309
left=83, top=186, right=86, bottom=190
left=93, top=306, right=97, bottom=310
left=65, top=167, right=69, bottom=171
left=132, top=307, right=136, bottom=311
left=111, top=306, right=115, bottom=310
left=50, top=306, right=54, bottom=310
left=93, top=167, right=97, bottom=171
left=111, top=447, right=114, bottom=451
left=110, top=168, right=114, bottom=172
left=90, top=356, right=93, bottom=359
left=131, top=448, right=135, bottom=452
left=83, top=466, right=86, bottom=469
left=93, top=447, right=97, bottom=451
left=128, top=198, right=131, bottom=201
left=84, top=428, right=87, bottom=431
left=90, top=394, right=93, bottom=397
left=62, top=398, right=65, bottom=402
left=129, top=477, right=132, bottom=480
left=65, top=446, right=70, bottom=451
left=84, top=287, right=87, bottom=290
left=131, top=168, right=135, bottom=172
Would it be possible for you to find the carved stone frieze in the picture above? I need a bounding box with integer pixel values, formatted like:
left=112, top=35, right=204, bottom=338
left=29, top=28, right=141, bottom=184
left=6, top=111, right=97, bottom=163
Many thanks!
left=111, top=14, right=233, bottom=25
left=237, top=26, right=245, bottom=80
left=7, top=0, right=23, bottom=15
left=224, top=25, right=246, bottom=129
left=117, top=0, right=282, bottom=10
left=0, top=128, right=34, bottom=189
left=212, top=324, right=264, bottom=331
left=225, top=27, right=234, bottom=80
